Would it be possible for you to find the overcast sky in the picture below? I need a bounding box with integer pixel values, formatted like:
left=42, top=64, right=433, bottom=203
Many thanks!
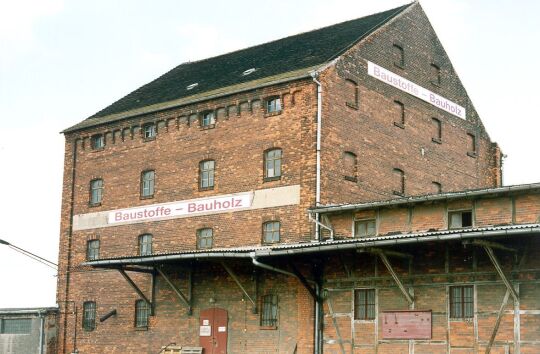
left=0, top=0, right=538, bottom=308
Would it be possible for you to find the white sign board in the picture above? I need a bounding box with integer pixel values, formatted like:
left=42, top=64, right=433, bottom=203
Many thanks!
left=199, top=325, right=211, bottom=336
left=218, top=326, right=226, bottom=332
left=367, top=61, right=466, bottom=119
left=108, top=192, right=253, bottom=225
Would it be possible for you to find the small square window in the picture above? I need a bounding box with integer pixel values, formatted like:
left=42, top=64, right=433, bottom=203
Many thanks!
left=197, top=228, right=213, bottom=249
left=87, top=239, right=100, bottom=261
left=260, top=294, right=278, bottom=327
left=201, top=111, right=215, bottom=127
left=143, top=124, right=156, bottom=139
left=450, top=286, right=474, bottom=319
left=91, top=134, right=104, bottom=150
left=354, top=219, right=376, bottom=238
left=266, top=97, right=282, bottom=114
left=354, top=289, right=376, bottom=320
left=448, top=210, right=473, bottom=229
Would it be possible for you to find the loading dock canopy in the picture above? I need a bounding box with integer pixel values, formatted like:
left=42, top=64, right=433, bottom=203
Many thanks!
left=82, top=224, right=540, bottom=268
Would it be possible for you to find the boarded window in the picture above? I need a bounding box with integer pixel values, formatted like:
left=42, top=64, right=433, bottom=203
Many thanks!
left=432, top=118, right=442, bottom=143
left=431, top=64, right=441, bottom=85
left=467, top=133, right=477, bottom=156
left=199, top=160, right=215, bottom=190
left=139, top=234, right=152, bottom=256
left=135, top=300, right=150, bottom=328
left=393, top=168, right=405, bottom=196
left=89, top=179, right=103, bottom=205
left=82, top=301, right=96, bottom=331
left=260, top=294, right=278, bottom=327
left=345, top=79, right=359, bottom=109
left=141, top=170, right=155, bottom=197
left=354, top=289, right=376, bottom=320
left=393, top=44, right=404, bottom=67
left=87, top=239, right=100, bottom=260
left=450, top=286, right=474, bottom=319
left=432, top=181, right=442, bottom=194
left=355, top=219, right=376, bottom=238
left=394, top=100, right=405, bottom=127
left=343, top=151, right=357, bottom=182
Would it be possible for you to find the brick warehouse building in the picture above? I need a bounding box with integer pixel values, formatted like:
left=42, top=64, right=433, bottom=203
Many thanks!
left=55, top=2, right=540, bottom=353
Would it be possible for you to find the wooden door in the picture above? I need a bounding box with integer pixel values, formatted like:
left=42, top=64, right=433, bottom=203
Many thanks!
left=199, top=308, right=228, bottom=354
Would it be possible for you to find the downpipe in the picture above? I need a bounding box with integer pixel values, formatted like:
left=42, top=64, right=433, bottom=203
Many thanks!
left=312, top=73, right=323, bottom=242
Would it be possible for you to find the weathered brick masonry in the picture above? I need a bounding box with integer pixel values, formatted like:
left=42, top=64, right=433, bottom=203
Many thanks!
left=55, top=2, right=534, bottom=354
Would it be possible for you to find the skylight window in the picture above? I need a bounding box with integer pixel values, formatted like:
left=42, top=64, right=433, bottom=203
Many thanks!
left=186, top=83, right=199, bottom=90
left=242, top=68, right=257, bottom=76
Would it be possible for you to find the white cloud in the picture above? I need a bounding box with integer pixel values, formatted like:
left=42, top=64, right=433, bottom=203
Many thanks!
left=0, top=0, right=64, bottom=42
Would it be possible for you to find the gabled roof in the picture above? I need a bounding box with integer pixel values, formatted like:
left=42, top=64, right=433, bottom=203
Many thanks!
left=64, top=3, right=412, bottom=133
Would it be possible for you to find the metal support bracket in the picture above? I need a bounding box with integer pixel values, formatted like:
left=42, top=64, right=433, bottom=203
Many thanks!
left=359, top=248, right=414, bottom=305
left=221, top=262, right=257, bottom=313
left=289, top=262, right=321, bottom=302
left=156, top=266, right=192, bottom=315
left=117, top=268, right=153, bottom=312
left=486, top=289, right=511, bottom=354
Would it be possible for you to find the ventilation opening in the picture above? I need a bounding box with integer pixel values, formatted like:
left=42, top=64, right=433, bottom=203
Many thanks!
left=242, top=68, right=257, bottom=76
left=186, top=83, right=199, bottom=90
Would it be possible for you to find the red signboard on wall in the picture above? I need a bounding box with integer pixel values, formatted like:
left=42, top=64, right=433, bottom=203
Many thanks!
left=381, top=310, right=432, bottom=339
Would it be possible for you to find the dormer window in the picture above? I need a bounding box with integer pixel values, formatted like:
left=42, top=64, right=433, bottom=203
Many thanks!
left=242, top=68, right=257, bottom=76
left=266, top=97, right=282, bottom=114
left=186, top=83, right=199, bottom=90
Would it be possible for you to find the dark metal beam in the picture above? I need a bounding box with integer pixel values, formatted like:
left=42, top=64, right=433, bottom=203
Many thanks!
left=289, top=262, right=320, bottom=302
left=117, top=269, right=152, bottom=306
left=155, top=267, right=192, bottom=314
left=221, top=262, right=257, bottom=313
left=464, top=239, right=517, bottom=253
left=360, top=247, right=413, bottom=259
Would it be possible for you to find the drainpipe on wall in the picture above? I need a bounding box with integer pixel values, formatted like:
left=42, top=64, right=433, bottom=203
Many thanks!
left=39, top=310, right=45, bottom=354
left=311, top=73, right=323, bottom=242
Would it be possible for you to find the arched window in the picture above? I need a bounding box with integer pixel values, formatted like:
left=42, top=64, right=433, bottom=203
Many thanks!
left=138, top=234, right=152, bottom=256
left=431, top=64, right=441, bottom=85
left=345, top=79, right=359, bottom=109
left=264, top=149, right=282, bottom=181
left=393, top=44, right=404, bottom=68
left=199, top=160, right=215, bottom=190
left=393, top=168, right=405, bottom=196
left=343, top=151, right=357, bottom=182
left=89, top=178, right=103, bottom=205
left=197, top=228, right=213, bottom=249
left=393, top=100, right=405, bottom=127
left=140, top=170, right=155, bottom=198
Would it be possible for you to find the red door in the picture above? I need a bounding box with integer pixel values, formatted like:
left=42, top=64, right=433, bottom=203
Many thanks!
left=199, top=308, right=228, bottom=354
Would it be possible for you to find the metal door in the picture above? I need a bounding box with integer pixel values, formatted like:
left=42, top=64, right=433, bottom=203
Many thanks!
left=199, top=308, right=228, bottom=354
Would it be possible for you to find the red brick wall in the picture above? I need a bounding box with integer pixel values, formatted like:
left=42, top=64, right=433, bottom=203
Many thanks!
left=319, top=3, right=500, bottom=205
